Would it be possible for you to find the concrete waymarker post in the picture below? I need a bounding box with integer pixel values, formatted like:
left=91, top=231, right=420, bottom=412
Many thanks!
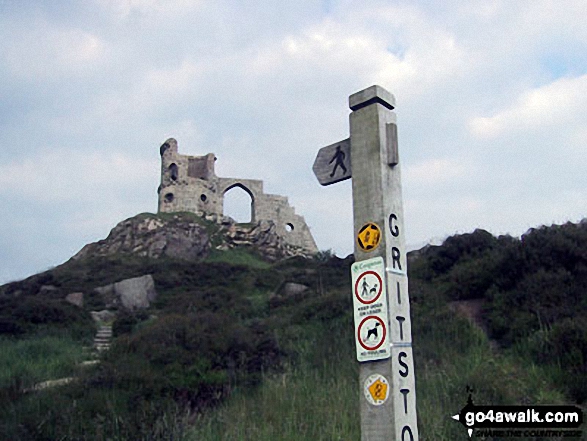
left=313, top=85, right=419, bottom=440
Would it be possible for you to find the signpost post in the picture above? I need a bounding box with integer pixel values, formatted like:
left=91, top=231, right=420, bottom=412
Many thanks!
left=313, top=85, right=419, bottom=440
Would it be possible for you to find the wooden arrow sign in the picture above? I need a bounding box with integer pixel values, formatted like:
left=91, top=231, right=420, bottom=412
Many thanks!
left=312, top=138, right=351, bottom=186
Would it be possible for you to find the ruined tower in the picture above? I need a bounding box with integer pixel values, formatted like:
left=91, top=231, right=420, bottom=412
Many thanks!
left=157, top=138, right=318, bottom=253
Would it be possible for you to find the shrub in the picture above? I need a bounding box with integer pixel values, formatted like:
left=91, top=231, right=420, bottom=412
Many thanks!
left=103, top=312, right=283, bottom=409
left=0, top=297, right=94, bottom=341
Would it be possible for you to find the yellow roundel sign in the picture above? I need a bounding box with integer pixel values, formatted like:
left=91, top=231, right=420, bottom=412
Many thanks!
left=364, top=374, right=389, bottom=406
left=357, top=222, right=381, bottom=252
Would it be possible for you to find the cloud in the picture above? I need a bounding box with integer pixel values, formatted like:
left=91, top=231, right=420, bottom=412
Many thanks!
left=0, top=149, right=157, bottom=203
left=405, top=158, right=474, bottom=187
left=96, top=0, right=203, bottom=19
left=1, top=0, right=586, bottom=284
left=1, top=21, right=106, bottom=82
left=469, top=74, right=587, bottom=139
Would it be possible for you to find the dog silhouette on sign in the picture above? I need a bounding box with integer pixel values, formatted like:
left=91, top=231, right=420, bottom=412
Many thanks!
left=365, top=322, right=381, bottom=341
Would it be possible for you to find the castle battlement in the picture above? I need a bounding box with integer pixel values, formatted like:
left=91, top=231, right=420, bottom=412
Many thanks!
left=157, top=138, right=318, bottom=253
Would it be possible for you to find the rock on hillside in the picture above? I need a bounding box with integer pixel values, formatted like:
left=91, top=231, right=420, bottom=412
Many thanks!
left=73, top=214, right=210, bottom=261
left=72, top=213, right=315, bottom=263
left=219, top=219, right=314, bottom=260
left=94, top=274, right=157, bottom=311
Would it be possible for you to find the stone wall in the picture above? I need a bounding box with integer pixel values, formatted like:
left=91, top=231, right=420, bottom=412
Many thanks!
left=157, top=138, right=318, bottom=253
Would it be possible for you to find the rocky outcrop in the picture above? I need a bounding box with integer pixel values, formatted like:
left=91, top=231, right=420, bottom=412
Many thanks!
left=90, top=310, right=116, bottom=322
left=220, top=220, right=315, bottom=261
left=72, top=213, right=314, bottom=263
left=65, top=292, right=84, bottom=308
left=72, top=215, right=210, bottom=261
left=94, top=275, right=157, bottom=311
left=281, top=282, right=309, bottom=297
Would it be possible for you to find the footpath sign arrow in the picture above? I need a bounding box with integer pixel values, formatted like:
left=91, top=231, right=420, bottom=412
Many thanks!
left=312, top=138, right=351, bottom=186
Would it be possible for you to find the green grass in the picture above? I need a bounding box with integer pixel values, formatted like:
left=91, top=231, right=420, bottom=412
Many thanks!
left=0, top=335, right=87, bottom=391
left=186, top=288, right=573, bottom=441
left=188, top=366, right=360, bottom=441
left=205, top=248, right=272, bottom=269
left=0, top=236, right=584, bottom=440
left=188, top=312, right=360, bottom=441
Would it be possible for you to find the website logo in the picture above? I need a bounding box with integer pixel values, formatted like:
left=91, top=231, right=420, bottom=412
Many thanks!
left=451, top=387, right=583, bottom=438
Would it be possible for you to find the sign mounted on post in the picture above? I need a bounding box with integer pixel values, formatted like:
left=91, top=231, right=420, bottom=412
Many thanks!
left=351, top=257, right=390, bottom=362
left=364, top=374, right=390, bottom=406
left=312, top=85, right=419, bottom=440
left=357, top=222, right=382, bottom=252
left=312, top=138, right=351, bottom=186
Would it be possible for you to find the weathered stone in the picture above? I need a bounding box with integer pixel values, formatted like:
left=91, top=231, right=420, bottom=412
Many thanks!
left=72, top=215, right=210, bottom=261
left=71, top=209, right=314, bottom=265
left=90, top=310, right=116, bottom=323
left=282, top=282, right=309, bottom=297
left=94, top=275, right=157, bottom=311
left=65, top=292, right=84, bottom=308
left=219, top=219, right=314, bottom=261
left=38, top=285, right=58, bottom=296
left=94, top=284, right=117, bottom=309
left=157, top=139, right=318, bottom=254
left=115, top=275, right=157, bottom=310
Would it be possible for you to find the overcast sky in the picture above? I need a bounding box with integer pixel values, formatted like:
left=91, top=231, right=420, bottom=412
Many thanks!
left=1, top=0, right=586, bottom=284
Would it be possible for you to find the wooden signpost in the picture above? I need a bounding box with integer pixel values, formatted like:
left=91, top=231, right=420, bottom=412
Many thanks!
left=313, top=85, right=419, bottom=440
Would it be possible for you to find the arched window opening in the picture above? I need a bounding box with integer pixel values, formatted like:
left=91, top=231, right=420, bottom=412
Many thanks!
left=223, top=185, right=253, bottom=223
left=169, top=163, right=179, bottom=181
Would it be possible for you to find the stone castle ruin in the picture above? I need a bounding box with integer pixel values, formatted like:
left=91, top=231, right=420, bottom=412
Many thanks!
left=157, top=138, right=318, bottom=253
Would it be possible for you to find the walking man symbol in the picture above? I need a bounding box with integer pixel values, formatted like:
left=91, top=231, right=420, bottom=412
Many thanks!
left=329, top=145, right=347, bottom=177
left=361, top=278, right=378, bottom=299
left=361, top=278, right=369, bottom=298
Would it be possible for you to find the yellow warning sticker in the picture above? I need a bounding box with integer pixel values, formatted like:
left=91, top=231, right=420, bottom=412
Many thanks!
left=357, top=222, right=381, bottom=252
left=364, top=374, right=389, bottom=406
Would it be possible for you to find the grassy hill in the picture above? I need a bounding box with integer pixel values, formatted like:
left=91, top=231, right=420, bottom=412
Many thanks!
left=0, top=216, right=585, bottom=440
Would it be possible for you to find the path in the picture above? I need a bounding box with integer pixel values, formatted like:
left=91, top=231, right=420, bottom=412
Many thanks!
left=26, top=323, right=113, bottom=392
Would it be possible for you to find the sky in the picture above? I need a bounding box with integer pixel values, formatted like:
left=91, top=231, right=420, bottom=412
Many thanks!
left=1, top=0, right=586, bottom=284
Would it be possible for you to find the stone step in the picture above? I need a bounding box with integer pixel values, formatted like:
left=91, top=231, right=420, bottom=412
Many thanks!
left=94, top=340, right=111, bottom=346
left=94, top=339, right=110, bottom=344
left=30, top=377, right=75, bottom=391
left=92, top=324, right=113, bottom=352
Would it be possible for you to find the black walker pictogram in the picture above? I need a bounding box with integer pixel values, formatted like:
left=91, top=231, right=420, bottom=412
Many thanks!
left=361, top=278, right=378, bottom=299
left=329, top=145, right=348, bottom=177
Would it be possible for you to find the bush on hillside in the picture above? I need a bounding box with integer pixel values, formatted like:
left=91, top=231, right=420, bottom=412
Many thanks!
left=0, top=297, right=93, bottom=341
left=425, top=229, right=496, bottom=278
left=102, top=312, right=282, bottom=409
left=526, top=317, right=587, bottom=402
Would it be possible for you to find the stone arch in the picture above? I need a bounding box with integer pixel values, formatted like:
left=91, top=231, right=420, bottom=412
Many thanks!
left=168, top=163, right=179, bottom=181
left=222, top=183, right=255, bottom=223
